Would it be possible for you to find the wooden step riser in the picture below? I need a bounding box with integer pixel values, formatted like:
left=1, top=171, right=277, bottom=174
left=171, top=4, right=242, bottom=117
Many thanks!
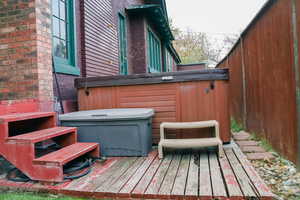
left=1, top=142, right=99, bottom=182
left=0, top=113, right=56, bottom=140
left=6, top=131, right=77, bottom=147
left=0, top=112, right=101, bottom=183
left=0, top=143, right=62, bottom=182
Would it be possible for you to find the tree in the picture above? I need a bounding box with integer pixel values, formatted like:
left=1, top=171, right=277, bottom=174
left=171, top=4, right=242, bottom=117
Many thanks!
left=169, top=19, right=239, bottom=65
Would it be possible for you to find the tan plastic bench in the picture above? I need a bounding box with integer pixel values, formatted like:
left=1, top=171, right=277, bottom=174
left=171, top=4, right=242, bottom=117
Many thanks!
left=158, top=120, right=223, bottom=159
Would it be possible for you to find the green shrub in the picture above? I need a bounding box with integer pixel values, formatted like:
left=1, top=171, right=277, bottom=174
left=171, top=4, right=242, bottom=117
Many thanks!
left=230, top=118, right=243, bottom=132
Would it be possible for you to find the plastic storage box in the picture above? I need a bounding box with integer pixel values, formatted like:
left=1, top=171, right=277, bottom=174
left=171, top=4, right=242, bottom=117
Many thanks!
left=59, top=108, right=154, bottom=156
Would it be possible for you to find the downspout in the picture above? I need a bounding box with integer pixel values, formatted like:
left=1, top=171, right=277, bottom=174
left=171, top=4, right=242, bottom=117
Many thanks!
left=52, top=58, right=65, bottom=114
left=291, top=0, right=300, bottom=168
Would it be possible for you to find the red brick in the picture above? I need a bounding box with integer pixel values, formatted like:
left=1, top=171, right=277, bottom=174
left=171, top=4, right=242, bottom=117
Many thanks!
left=0, top=0, right=53, bottom=112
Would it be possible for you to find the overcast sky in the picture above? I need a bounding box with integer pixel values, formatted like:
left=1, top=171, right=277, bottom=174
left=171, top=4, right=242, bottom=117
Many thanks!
left=165, top=0, right=268, bottom=35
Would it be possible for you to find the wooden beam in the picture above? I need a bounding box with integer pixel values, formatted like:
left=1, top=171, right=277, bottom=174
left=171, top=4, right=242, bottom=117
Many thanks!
left=291, top=0, right=300, bottom=169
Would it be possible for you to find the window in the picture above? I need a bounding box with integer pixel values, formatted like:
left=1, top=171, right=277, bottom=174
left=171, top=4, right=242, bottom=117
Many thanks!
left=118, top=13, right=128, bottom=75
left=165, top=48, right=173, bottom=72
left=147, top=28, right=162, bottom=73
left=52, top=0, right=79, bottom=75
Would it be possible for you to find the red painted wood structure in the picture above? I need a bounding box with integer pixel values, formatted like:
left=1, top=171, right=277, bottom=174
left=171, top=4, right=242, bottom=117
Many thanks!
left=75, top=70, right=231, bottom=144
left=0, top=146, right=274, bottom=199
left=0, top=112, right=99, bottom=182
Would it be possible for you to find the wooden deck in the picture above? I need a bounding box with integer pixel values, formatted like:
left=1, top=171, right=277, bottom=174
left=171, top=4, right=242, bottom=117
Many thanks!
left=0, top=144, right=274, bottom=199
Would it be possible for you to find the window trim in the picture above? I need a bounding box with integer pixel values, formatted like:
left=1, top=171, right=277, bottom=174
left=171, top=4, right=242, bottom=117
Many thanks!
left=164, top=47, right=173, bottom=72
left=147, top=27, right=162, bottom=73
left=118, top=12, right=128, bottom=75
left=52, top=0, right=79, bottom=76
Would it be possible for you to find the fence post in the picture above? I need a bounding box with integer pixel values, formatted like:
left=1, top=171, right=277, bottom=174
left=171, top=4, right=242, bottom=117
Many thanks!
left=291, top=0, right=300, bottom=168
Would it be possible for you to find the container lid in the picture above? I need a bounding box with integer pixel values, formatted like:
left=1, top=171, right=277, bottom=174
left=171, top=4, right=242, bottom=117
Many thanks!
left=59, top=108, right=154, bottom=121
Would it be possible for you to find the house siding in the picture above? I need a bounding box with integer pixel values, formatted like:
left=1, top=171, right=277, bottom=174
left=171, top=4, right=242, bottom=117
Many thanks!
left=81, top=0, right=119, bottom=77
left=218, top=0, right=299, bottom=165
left=128, top=14, right=148, bottom=74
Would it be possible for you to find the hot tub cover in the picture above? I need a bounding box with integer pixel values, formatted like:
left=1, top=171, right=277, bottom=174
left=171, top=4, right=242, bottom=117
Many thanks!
left=59, top=108, right=154, bottom=121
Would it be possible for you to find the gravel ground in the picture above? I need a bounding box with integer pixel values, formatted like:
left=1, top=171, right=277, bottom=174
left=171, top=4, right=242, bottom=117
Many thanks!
left=251, top=152, right=300, bottom=200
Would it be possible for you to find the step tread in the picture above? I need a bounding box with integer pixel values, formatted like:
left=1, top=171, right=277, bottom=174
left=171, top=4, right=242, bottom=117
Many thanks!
left=160, top=138, right=222, bottom=148
left=7, top=127, right=76, bottom=143
left=0, top=112, right=55, bottom=123
left=33, top=143, right=99, bottom=165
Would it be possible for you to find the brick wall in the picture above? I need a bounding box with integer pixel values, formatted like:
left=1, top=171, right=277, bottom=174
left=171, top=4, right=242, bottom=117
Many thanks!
left=0, top=0, right=53, bottom=113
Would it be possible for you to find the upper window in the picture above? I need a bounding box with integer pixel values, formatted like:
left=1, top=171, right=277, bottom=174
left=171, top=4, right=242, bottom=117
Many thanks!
left=147, top=28, right=162, bottom=73
left=165, top=48, right=173, bottom=72
left=52, top=0, right=79, bottom=75
left=118, top=13, right=128, bottom=75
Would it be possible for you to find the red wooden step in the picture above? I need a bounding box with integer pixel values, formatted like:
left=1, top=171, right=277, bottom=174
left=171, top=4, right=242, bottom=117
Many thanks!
left=0, top=112, right=55, bottom=123
left=6, top=127, right=77, bottom=143
left=33, top=143, right=99, bottom=166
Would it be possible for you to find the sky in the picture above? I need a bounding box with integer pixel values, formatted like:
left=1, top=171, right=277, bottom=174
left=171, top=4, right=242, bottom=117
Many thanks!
left=165, top=0, right=268, bottom=35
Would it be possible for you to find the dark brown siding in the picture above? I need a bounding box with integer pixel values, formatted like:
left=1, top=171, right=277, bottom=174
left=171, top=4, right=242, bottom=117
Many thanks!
left=129, top=14, right=148, bottom=74
left=81, top=0, right=119, bottom=77
left=218, top=0, right=299, bottom=164
left=111, top=0, right=147, bottom=74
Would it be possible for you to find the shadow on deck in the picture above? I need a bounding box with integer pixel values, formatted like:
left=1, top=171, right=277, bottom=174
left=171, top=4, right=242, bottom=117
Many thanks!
left=0, top=144, right=274, bottom=200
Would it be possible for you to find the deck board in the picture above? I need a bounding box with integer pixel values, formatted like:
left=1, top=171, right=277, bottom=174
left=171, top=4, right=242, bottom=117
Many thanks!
left=185, top=153, right=199, bottom=198
left=158, top=154, right=181, bottom=198
left=95, top=157, right=137, bottom=193
left=199, top=152, right=212, bottom=199
left=144, top=155, right=173, bottom=198
left=218, top=149, right=243, bottom=198
left=209, top=151, right=227, bottom=198
left=224, top=148, right=258, bottom=198
left=232, top=145, right=274, bottom=199
left=106, top=157, right=146, bottom=196
left=171, top=154, right=190, bottom=198
left=131, top=156, right=162, bottom=198
left=0, top=146, right=274, bottom=200
left=119, top=151, right=158, bottom=197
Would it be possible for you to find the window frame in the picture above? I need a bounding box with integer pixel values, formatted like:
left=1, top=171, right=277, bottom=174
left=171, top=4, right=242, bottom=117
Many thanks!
left=147, top=27, right=162, bottom=73
left=118, top=12, right=128, bottom=75
left=52, top=0, right=79, bottom=75
left=164, top=48, right=173, bottom=72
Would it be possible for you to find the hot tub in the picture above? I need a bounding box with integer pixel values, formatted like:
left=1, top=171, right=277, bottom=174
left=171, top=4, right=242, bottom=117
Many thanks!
left=74, top=69, right=231, bottom=144
left=59, top=108, right=154, bottom=157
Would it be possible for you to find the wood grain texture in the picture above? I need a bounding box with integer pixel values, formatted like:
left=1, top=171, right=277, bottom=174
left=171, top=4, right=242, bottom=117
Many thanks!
left=208, top=151, right=227, bottom=198
left=224, top=148, right=257, bottom=198
left=171, top=154, right=190, bottom=197
left=218, top=149, right=243, bottom=198
left=131, top=156, right=162, bottom=197
left=95, top=157, right=137, bottom=193
left=78, top=80, right=230, bottom=144
left=119, top=151, right=157, bottom=196
left=81, top=0, right=119, bottom=77
left=158, top=154, right=181, bottom=197
left=199, top=152, right=212, bottom=199
left=0, top=148, right=273, bottom=200
left=185, top=154, right=198, bottom=198
left=144, top=155, right=173, bottom=198
left=218, top=0, right=298, bottom=164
